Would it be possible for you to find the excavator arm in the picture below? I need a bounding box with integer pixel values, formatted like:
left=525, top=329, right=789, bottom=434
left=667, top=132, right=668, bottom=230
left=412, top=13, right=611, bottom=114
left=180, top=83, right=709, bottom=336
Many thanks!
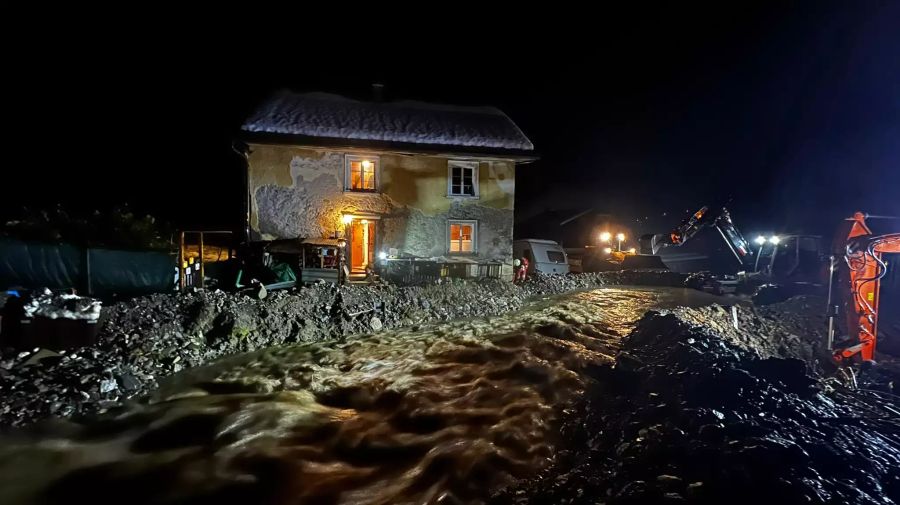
left=640, top=206, right=756, bottom=269
left=830, top=212, right=900, bottom=362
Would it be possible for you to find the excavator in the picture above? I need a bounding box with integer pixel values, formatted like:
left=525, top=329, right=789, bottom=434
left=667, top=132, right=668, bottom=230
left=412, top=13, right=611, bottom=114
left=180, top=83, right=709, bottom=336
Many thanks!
left=640, top=205, right=827, bottom=281
left=828, top=212, right=900, bottom=363
left=642, top=207, right=899, bottom=364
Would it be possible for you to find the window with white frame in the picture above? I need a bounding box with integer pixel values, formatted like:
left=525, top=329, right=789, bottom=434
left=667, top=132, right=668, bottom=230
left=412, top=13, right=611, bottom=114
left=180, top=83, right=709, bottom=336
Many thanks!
left=345, top=155, right=378, bottom=191
left=448, top=220, right=477, bottom=253
left=448, top=161, right=479, bottom=197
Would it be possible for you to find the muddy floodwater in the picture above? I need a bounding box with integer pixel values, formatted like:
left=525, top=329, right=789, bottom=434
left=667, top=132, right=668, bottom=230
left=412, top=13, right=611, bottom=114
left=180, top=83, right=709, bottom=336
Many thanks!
left=0, top=287, right=726, bottom=505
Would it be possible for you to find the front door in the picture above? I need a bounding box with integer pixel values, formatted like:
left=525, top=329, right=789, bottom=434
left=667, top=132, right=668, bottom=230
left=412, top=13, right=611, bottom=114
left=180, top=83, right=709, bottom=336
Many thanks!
left=349, top=219, right=376, bottom=273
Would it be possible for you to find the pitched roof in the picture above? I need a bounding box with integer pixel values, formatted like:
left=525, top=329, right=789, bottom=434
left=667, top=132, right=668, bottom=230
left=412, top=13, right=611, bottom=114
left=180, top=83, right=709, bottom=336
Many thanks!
left=241, top=90, right=534, bottom=152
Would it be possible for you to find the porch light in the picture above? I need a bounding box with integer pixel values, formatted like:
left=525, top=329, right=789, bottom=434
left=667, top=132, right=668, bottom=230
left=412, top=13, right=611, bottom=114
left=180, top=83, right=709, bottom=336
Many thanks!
left=378, top=251, right=388, bottom=260
left=341, top=214, right=353, bottom=225
left=600, top=231, right=611, bottom=242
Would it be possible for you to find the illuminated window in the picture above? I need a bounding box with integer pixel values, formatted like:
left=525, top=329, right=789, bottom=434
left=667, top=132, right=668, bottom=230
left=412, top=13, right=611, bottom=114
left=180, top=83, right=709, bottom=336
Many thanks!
left=448, top=220, right=477, bottom=253
left=345, top=155, right=378, bottom=191
left=448, top=161, right=478, bottom=197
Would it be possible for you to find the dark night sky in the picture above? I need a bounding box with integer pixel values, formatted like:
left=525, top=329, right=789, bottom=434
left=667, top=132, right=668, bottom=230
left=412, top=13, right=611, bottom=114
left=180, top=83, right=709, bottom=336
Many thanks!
left=4, top=2, right=899, bottom=240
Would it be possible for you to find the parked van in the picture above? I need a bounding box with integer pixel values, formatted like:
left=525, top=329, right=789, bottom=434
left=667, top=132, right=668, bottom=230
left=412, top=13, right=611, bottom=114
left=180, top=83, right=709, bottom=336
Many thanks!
left=513, top=239, right=570, bottom=275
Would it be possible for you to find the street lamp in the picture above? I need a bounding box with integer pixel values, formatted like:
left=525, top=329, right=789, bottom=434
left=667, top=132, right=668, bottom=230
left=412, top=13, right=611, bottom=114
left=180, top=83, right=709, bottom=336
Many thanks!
left=769, top=235, right=781, bottom=245
left=616, top=233, right=626, bottom=251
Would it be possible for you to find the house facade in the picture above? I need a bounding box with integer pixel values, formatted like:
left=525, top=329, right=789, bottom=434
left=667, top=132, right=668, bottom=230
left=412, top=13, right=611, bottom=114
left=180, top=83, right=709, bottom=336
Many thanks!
left=239, top=90, right=535, bottom=280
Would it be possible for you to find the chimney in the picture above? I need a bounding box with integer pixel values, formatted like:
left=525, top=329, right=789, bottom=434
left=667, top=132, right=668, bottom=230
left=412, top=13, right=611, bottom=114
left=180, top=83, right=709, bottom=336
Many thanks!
left=371, top=83, right=385, bottom=102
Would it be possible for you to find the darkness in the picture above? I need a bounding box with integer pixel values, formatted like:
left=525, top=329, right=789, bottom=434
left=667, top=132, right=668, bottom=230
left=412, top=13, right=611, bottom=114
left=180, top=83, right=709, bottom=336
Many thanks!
left=3, top=2, right=898, bottom=241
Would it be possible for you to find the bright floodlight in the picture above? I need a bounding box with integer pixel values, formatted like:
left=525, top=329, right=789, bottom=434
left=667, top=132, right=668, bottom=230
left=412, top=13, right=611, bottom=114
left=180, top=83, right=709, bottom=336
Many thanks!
left=769, top=235, right=781, bottom=245
left=616, top=233, right=626, bottom=242
left=600, top=231, right=611, bottom=242
left=378, top=251, right=388, bottom=260
left=603, top=247, right=613, bottom=254
left=755, top=236, right=766, bottom=245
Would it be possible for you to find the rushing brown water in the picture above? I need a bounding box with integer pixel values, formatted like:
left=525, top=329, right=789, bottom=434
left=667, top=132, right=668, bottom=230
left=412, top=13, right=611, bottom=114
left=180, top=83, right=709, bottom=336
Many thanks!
left=0, top=287, right=725, bottom=505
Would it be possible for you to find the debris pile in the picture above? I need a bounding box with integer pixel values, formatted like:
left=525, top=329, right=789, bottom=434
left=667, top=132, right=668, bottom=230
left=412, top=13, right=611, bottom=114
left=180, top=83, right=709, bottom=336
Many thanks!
left=671, top=295, right=830, bottom=371
left=495, top=299, right=900, bottom=504
left=523, top=270, right=687, bottom=295
left=0, top=271, right=683, bottom=428
left=22, top=289, right=102, bottom=321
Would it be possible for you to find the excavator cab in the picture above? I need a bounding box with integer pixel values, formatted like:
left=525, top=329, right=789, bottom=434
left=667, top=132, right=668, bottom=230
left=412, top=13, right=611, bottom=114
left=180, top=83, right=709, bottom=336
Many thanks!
left=711, top=208, right=755, bottom=270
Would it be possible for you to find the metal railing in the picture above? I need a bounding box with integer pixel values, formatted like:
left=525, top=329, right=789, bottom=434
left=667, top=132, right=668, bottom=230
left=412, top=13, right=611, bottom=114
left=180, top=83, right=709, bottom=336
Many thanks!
left=379, top=258, right=504, bottom=285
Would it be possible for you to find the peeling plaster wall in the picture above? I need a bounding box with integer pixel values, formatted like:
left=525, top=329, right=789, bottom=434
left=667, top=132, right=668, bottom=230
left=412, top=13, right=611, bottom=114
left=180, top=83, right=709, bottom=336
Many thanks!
left=247, top=144, right=517, bottom=271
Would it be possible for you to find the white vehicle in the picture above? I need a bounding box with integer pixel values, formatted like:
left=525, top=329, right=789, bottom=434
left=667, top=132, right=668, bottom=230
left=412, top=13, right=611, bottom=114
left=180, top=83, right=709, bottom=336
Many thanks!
left=513, top=239, right=570, bottom=275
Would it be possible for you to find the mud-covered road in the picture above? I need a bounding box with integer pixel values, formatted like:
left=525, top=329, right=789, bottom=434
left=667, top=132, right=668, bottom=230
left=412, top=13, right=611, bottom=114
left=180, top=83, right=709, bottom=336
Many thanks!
left=0, top=287, right=725, bottom=505
left=1, top=286, right=898, bottom=504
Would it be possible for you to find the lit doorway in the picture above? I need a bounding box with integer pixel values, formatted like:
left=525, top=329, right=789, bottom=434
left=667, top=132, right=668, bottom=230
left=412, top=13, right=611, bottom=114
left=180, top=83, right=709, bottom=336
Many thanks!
left=349, top=219, right=376, bottom=275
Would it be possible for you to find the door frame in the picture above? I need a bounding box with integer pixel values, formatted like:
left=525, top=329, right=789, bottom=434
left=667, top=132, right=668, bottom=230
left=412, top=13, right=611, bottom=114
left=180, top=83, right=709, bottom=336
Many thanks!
left=343, top=214, right=381, bottom=270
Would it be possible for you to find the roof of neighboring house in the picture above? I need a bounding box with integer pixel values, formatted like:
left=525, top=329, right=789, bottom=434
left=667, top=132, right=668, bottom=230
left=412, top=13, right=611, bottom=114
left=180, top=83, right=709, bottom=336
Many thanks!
left=241, top=90, right=535, bottom=154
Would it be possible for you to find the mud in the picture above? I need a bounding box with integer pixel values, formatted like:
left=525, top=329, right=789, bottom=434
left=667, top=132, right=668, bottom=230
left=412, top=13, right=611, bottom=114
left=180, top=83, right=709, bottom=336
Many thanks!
left=494, top=299, right=900, bottom=505
left=0, top=276, right=900, bottom=504
left=671, top=295, right=831, bottom=371
left=0, top=288, right=677, bottom=505
left=5, top=280, right=896, bottom=504
left=0, top=271, right=687, bottom=429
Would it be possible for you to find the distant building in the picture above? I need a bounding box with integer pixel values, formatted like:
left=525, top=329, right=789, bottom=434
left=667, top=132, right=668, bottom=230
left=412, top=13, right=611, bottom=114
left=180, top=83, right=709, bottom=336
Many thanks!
left=238, top=90, right=535, bottom=280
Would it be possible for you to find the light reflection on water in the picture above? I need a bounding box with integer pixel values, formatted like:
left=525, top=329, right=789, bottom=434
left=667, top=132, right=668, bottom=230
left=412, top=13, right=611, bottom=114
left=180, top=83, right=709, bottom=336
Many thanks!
left=0, top=287, right=725, bottom=505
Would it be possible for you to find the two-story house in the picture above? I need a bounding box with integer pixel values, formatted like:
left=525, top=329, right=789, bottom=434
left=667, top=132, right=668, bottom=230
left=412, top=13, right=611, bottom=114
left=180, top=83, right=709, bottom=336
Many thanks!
left=238, top=90, right=535, bottom=280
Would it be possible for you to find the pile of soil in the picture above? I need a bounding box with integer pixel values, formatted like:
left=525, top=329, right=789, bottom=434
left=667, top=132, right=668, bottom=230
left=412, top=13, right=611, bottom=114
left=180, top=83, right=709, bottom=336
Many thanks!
left=494, top=299, right=900, bottom=504
left=671, top=295, right=830, bottom=371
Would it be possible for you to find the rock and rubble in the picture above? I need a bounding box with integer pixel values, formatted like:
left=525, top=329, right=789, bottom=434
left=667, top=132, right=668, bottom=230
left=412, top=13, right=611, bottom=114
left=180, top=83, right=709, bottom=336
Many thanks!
left=2, top=277, right=898, bottom=504
left=493, top=297, right=900, bottom=505
left=21, top=289, right=102, bottom=321
left=0, top=270, right=686, bottom=428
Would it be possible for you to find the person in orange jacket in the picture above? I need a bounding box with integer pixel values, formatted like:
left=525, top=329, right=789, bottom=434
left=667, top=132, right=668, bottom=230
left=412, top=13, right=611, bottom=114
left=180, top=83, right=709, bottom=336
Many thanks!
left=514, top=256, right=529, bottom=284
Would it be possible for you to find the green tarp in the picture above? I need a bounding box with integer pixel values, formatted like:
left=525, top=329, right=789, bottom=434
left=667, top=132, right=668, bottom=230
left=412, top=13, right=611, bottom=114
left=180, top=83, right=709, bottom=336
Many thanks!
left=0, top=238, right=176, bottom=296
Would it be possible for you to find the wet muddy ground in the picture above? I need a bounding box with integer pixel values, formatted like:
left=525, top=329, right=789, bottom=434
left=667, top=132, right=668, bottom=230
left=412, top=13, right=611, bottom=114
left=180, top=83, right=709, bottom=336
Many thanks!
left=0, top=287, right=718, bottom=504
left=495, top=305, right=900, bottom=504
left=0, top=271, right=687, bottom=428
left=1, top=286, right=898, bottom=504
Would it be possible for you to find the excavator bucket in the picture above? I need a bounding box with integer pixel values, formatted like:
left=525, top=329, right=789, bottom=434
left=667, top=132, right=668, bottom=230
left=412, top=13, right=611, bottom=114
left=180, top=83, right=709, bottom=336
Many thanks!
left=621, top=254, right=670, bottom=270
